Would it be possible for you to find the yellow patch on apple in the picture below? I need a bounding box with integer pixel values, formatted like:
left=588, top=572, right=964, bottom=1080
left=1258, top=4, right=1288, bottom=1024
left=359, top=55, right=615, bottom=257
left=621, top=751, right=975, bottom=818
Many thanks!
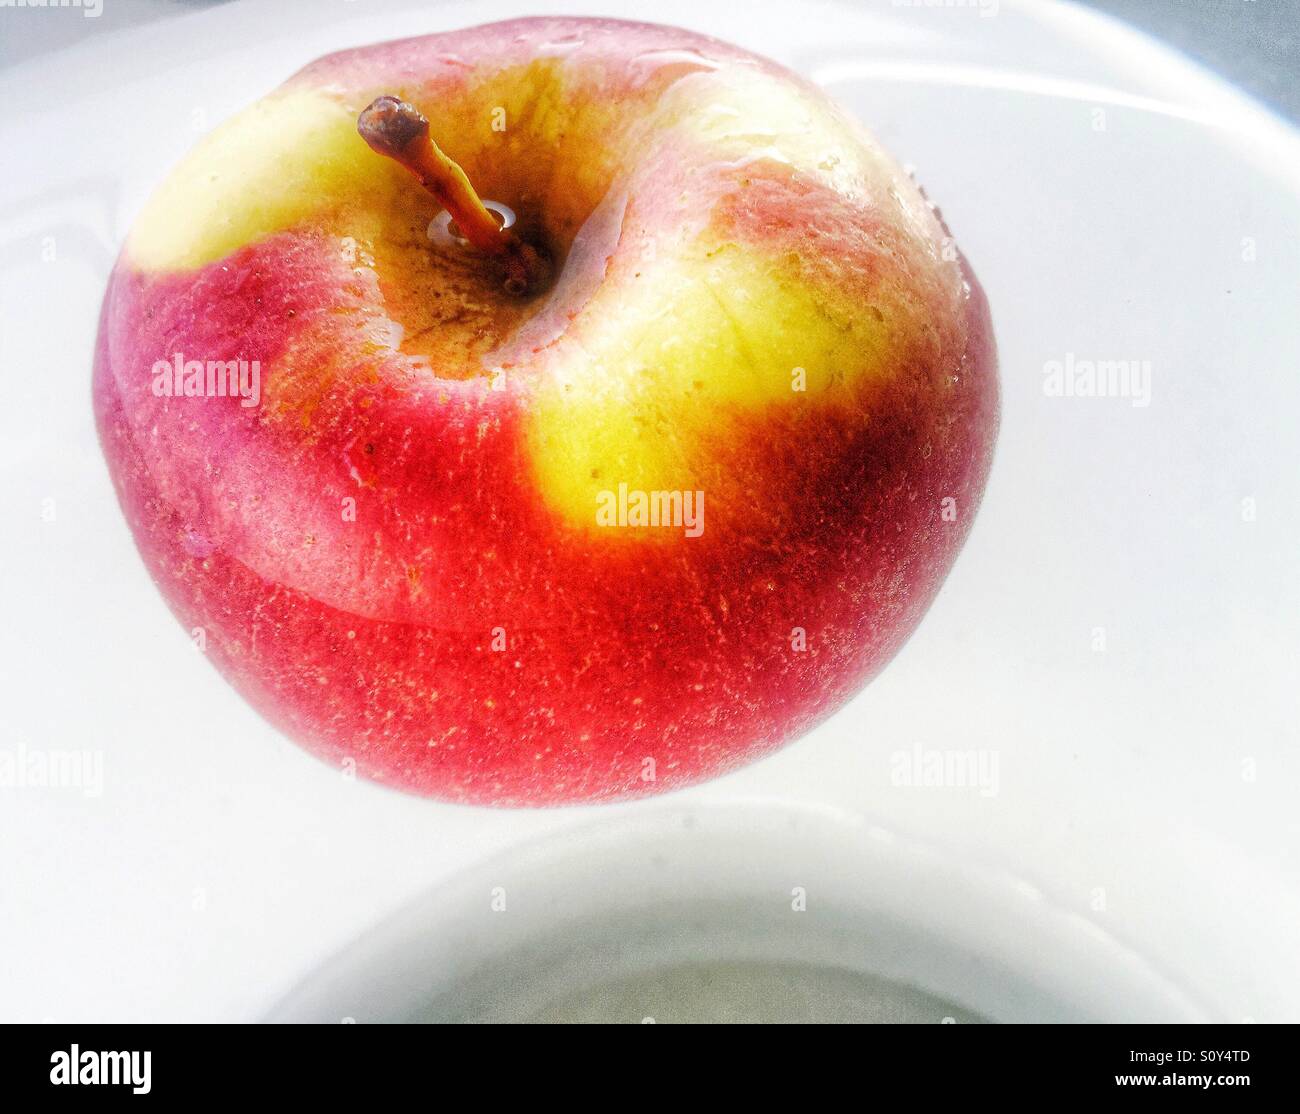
left=126, top=90, right=409, bottom=272
left=524, top=241, right=892, bottom=535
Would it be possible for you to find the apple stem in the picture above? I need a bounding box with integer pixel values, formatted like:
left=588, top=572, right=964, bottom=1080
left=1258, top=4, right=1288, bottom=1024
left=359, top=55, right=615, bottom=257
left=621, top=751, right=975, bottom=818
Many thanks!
left=357, top=96, right=549, bottom=295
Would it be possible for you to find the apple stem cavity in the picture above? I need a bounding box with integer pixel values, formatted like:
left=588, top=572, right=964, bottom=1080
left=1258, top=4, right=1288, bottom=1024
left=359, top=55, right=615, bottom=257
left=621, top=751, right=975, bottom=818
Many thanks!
left=357, top=95, right=550, bottom=296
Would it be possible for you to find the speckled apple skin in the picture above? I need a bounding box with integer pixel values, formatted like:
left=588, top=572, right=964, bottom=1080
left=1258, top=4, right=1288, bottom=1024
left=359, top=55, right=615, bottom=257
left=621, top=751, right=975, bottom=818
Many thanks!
left=93, top=18, right=999, bottom=805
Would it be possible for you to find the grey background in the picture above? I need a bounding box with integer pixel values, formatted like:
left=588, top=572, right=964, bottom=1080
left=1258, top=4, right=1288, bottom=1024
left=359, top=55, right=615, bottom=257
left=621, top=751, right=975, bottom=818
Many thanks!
left=1, top=1, right=1298, bottom=125
left=1086, top=0, right=1299, bottom=122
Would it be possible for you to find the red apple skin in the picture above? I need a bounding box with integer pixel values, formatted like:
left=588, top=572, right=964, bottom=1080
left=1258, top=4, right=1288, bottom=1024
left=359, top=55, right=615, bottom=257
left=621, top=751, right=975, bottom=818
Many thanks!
left=94, top=19, right=999, bottom=805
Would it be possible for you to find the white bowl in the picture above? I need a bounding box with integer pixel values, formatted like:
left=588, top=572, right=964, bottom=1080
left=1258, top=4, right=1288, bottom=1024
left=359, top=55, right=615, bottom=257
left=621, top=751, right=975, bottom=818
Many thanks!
left=268, top=801, right=1207, bottom=1023
left=2, top=0, right=1298, bottom=1022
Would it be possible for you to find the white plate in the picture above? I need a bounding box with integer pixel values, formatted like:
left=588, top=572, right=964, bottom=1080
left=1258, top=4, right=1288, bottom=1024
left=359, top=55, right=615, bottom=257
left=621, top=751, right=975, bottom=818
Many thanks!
left=1, top=0, right=1297, bottom=1022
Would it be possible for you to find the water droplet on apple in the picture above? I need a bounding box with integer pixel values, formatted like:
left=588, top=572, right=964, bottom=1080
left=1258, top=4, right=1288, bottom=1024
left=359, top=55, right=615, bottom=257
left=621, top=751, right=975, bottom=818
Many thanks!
left=427, top=201, right=515, bottom=248
left=631, top=48, right=724, bottom=71
left=538, top=35, right=584, bottom=55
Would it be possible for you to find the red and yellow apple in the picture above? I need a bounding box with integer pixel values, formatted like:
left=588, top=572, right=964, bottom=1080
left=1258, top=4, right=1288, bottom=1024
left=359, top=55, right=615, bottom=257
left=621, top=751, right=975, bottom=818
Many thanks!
left=93, top=18, right=998, bottom=805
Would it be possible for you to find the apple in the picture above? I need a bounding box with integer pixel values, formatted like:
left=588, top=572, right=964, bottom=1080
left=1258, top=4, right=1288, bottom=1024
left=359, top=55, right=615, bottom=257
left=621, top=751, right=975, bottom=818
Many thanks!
left=93, top=17, right=998, bottom=805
